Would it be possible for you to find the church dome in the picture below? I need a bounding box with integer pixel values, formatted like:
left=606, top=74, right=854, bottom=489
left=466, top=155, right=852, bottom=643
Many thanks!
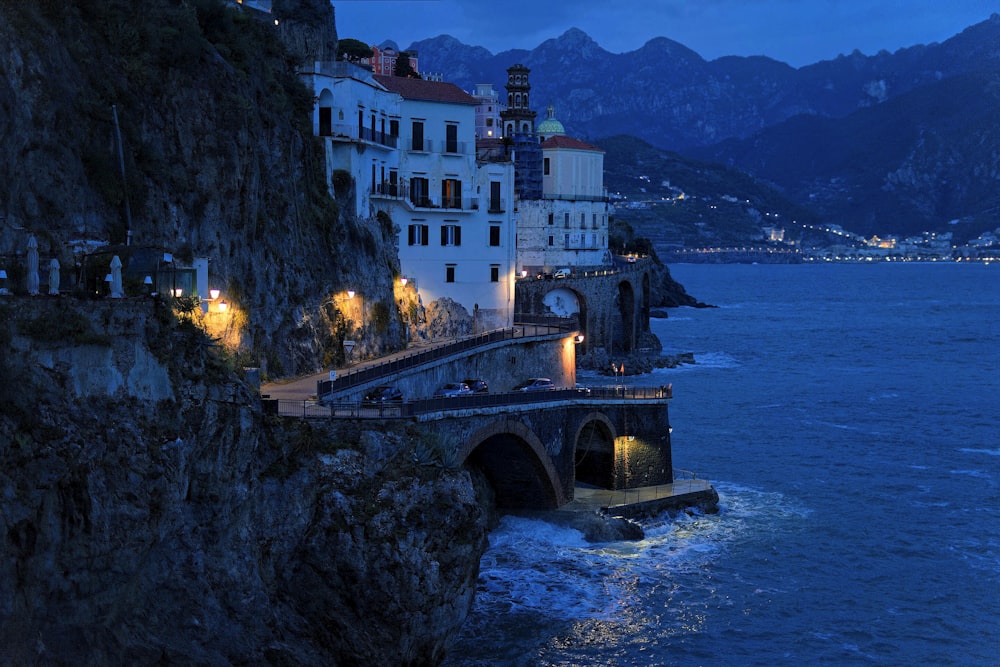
left=536, top=105, right=565, bottom=137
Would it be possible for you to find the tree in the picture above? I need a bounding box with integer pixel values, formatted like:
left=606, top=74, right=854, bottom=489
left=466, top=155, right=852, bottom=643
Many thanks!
left=393, top=51, right=420, bottom=79
left=337, top=38, right=372, bottom=63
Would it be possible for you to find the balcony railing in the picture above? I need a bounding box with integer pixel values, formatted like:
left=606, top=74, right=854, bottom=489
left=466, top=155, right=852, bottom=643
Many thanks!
left=488, top=198, right=506, bottom=213
left=406, top=139, right=471, bottom=155
left=320, top=121, right=397, bottom=148
left=370, top=182, right=477, bottom=211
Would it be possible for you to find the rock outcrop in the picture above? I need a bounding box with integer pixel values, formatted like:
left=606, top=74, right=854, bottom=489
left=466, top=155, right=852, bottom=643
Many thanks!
left=0, top=298, right=490, bottom=664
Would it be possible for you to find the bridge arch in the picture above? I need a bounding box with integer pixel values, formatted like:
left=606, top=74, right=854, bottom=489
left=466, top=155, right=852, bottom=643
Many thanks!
left=573, top=413, right=618, bottom=489
left=460, top=419, right=567, bottom=510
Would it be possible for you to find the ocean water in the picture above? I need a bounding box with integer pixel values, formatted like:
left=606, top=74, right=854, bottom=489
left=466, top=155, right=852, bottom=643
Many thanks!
left=444, top=263, right=1000, bottom=666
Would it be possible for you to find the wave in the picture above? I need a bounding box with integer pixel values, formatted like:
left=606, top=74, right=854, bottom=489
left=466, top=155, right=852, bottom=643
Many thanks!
left=958, top=447, right=1000, bottom=457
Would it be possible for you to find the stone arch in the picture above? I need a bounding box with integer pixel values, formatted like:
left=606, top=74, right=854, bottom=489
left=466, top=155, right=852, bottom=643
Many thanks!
left=573, top=413, right=617, bottom=488
left=461, top=419, right=566, bottom=509
left=541, top=285, right=588, bottom=350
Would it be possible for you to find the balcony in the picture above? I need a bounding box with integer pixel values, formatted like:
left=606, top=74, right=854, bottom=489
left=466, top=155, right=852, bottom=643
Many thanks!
left=321, top=121, right=397, bottom=149
left=487, top=198, right=506, bottom=213
left=405, top=139, right=471, bottom=156
left=371, top=182, right=477, bottom=212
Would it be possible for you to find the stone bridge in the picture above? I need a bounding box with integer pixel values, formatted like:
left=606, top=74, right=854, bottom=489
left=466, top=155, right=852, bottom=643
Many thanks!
left=515, top=261, right=654, bottom=355
left=411, top=394, right=673, bottom=510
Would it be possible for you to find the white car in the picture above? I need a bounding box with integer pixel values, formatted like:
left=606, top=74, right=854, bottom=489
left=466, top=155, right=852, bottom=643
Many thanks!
left=554, top=268, right=572, bottom=279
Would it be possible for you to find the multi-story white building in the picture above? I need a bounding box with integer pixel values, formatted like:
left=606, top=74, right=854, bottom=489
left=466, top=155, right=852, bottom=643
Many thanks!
left=302, top=61, right=517, bottom=330
left=372, top=74, right=516, bottom=330
left=514, top=105, right=612, bottom=274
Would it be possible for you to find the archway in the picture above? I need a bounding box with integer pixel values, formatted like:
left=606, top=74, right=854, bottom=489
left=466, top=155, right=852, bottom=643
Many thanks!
left=574, top=416, right=616, bottom=488
left=462, top=421, right=564, bottom=510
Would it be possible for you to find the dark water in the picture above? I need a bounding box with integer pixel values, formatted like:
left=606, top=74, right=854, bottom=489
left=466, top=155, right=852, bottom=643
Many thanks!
left=444, top=263, right=1000, bottom=666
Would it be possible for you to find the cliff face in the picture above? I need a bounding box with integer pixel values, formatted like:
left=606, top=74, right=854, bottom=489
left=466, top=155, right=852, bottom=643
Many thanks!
left=0, top=298, right=490, bottom=664
left=0, top=1, right=405, bottom=379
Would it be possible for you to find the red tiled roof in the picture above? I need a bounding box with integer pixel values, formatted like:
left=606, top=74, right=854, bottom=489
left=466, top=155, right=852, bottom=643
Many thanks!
left=373, top=75, right=477, bottom=105
left=541, top=135, right=604, bottom=152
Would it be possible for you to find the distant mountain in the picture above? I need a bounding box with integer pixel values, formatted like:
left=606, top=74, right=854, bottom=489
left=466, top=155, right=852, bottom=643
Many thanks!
left=689, top=71, right=1000, bottom=240
left=406, top=15, right=1000, bottom=240
left=410, top=17, right=1000, bottom=150
left=596, top=135, right=822, bottom=248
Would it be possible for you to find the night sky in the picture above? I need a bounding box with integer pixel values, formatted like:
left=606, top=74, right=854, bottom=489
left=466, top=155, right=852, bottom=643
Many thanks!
left=332, top=0, right=997, bottom=67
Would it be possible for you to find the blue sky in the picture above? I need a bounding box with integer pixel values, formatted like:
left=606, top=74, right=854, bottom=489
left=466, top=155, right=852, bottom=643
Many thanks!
left=332, top=0, right=997, bottom=67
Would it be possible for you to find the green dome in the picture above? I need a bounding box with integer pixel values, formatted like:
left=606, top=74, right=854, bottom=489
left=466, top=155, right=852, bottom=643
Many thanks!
left=537, top=105, right=565, bottom=136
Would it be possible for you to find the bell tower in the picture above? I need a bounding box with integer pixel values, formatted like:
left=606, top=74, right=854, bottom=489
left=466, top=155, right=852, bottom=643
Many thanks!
left=500, top=64, right=536, bottom=138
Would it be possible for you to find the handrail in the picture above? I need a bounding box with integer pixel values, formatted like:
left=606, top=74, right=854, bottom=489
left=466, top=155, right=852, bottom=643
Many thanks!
left=269, top=384, right=671, bottom=420
left=317, top=320, right=577, bottom=398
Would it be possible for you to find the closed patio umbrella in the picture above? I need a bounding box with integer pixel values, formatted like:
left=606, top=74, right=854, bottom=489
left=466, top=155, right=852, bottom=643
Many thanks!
left=26, top=235, right=39, bottom=295
left=110, top=255, right=124, bottom=298
left=48, top=258, right=60, bottom=295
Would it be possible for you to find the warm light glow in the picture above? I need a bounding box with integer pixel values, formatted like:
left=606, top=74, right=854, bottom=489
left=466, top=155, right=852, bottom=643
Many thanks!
left=399, top=277, right=408, bottom=286
left=209, top=288, right=220, bottom=300
left=347, top=290, right=356, bottom=299
left=218, top=300, right=228, bottom=312
left=520, top=270, right=528, bottom=278
left=575, top=334, right=585, bottom=343
left=173, top=288, right=183, bottom=297
left=627, top=435, right=635, bottom=442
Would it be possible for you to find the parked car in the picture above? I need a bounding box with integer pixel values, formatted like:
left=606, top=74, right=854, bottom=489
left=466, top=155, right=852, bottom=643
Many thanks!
left=575, top=383, right=592, bottom=395
left=463, top=378, right=489, bottom=393
left=554, top=267, right=572, bottom=279
left=362, top=385, right=403, bottom=404
left=435, top=382, right=473, bottom=398
left=513, top=377, right=555, bottom=392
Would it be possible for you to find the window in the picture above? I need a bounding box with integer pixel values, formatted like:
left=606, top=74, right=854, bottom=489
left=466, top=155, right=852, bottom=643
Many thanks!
left=486, top=118, right=493, bottom=127
left=489, top=225, right=501, bottom=246
left=446, top=265, right=456, bottom=283
left=441, top=179, right=462, bottom=208
left=543, top=158, right=550, bottom=175
left=410, top=177, right=429, bottom=207
left=490, top=265, right=500, bottom=282
left=580, top=213, right=586, bottom=229
left=441, top=224, right=462, bottom=246
left=564, top=234, right=569, bottom=248
left=445, top=124, right=458, bottom=153
left=490, top=181, right=502, bottom=212
left=407, top=224, right=429, bottom=246
left=547, top=212, right=554, bottom=226
left=592, top=213, right=598, bottom=229
left=411, top=121, right=424, bottom=151
left=564, top=213, right=570, bottom=229
left=389, top=119, right=399, bottom=138
left=548, top=235, right=554, bottom=247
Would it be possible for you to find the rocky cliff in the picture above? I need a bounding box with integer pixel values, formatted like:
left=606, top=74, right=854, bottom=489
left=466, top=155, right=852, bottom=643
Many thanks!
left=0, top=297, right=491, bottom=664
left=0, top=1, right=406, bottom=379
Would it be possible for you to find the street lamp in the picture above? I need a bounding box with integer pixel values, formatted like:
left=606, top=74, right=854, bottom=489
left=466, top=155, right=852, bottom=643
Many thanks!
left=0, top=269, right=7, bottom=295
left=209, top=288, right=220, bottom=300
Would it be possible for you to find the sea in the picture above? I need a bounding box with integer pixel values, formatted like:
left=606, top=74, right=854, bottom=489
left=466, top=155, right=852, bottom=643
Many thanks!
left=443, top=262, right=999, bottom=666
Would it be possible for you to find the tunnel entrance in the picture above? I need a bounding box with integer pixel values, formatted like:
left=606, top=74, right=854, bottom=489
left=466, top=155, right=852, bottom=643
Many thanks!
left=465, top=433, right=560, bottom=510
left=574, top=419, right=615, bottom=488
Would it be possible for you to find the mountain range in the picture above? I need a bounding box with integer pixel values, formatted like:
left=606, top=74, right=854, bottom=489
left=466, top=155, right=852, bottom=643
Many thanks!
left=400, top=15, right=1000, bottom=241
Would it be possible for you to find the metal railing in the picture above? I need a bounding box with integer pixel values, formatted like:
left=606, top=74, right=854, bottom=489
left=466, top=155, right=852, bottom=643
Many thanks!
left=268, top=383, right=671, bottom=420
left=316, top=319, right=576, bottom=398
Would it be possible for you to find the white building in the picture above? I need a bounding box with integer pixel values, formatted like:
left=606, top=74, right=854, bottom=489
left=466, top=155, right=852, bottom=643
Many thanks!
left=516, top=106, right=612, bottom=274
left=372, top=74, right=517, bottom=330
left=302, top=61, right=400, bottom=219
